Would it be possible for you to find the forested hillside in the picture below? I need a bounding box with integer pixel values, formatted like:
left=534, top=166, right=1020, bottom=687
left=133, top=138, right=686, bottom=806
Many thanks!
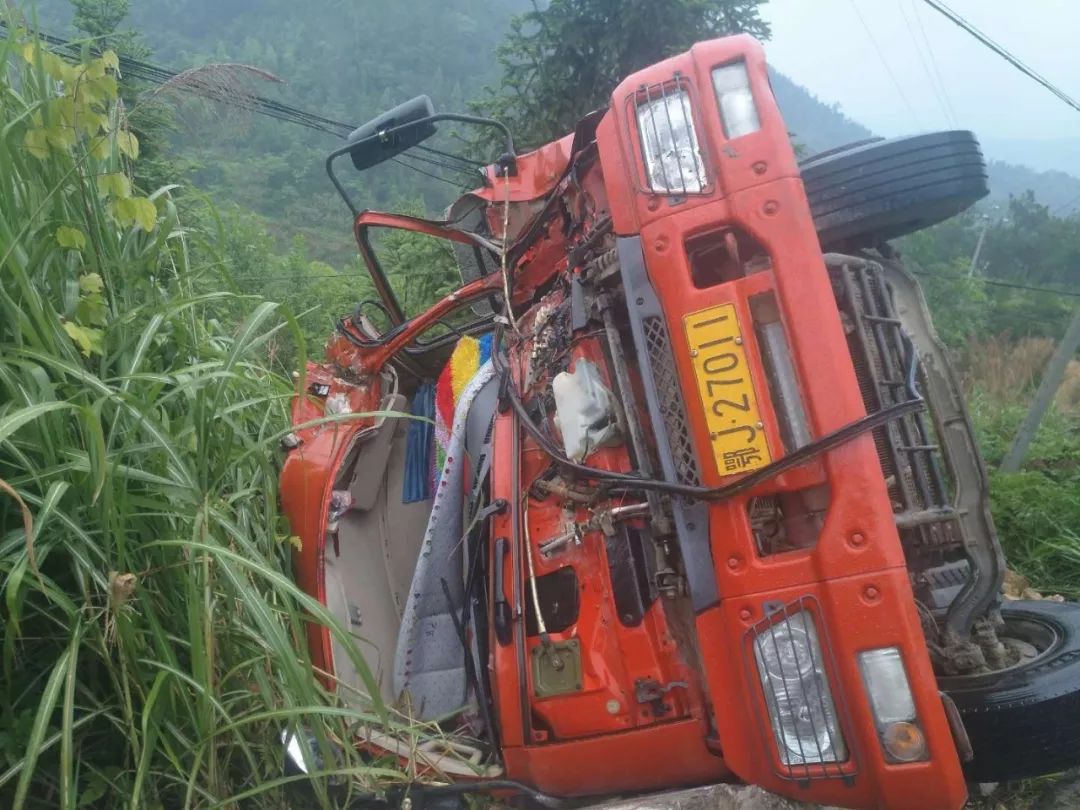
left=29, top=0, right=1080, bottom=258
left=33, top=0, right=529, bottom=262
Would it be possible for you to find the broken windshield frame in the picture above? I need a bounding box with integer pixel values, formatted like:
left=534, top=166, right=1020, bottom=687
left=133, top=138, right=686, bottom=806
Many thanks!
left=352, top=211, right=501, bottom=349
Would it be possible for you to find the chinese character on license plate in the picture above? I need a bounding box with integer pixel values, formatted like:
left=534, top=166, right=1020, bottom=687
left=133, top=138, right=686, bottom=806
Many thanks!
left=684, top=303, right=772, bottom=477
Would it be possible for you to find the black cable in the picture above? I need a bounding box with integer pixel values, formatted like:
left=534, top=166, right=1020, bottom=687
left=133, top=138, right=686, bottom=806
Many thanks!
left=491, top=324, right=926, bottom=502
left=416, top=143, right=485, bottom=168
left=909, top=268, right=1080, bottom=298
left=920, top=0, right=1080, bottom=115
left=390, top=157, right=469, bottom=190
left=848, top=0, right=922, bottom=128
left=0, top=20, right=361, bottom=138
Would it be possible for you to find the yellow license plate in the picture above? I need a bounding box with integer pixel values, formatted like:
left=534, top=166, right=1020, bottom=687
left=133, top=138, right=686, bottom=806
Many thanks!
left=684, top=303, right=772, bottom=476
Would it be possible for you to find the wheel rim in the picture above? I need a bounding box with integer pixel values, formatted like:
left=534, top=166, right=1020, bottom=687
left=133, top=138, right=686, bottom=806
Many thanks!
left=938, top=610, right=1063, bottom=688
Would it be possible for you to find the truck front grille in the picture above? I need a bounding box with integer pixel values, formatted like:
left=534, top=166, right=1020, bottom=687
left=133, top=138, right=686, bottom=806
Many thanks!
left=642, top=315, right=702, bottom=487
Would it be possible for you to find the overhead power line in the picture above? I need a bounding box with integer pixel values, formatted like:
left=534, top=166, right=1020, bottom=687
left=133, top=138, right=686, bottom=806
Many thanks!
left=897, top=0, right=956, bottom=127
left=920, top=0, right=1080, bottom=115
left=0, top=20, right=480, bottom=187
left=847, top=0, right=923, bottom=129
left=0, top=21, right=355, bottom=136
left=909, top=0, right=960, bottom=126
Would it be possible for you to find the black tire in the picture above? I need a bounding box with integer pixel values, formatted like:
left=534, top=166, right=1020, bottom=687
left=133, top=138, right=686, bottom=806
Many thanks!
left=800, top=131, right=989, bottom=249
left=940, top=600, right=1080, bottom=782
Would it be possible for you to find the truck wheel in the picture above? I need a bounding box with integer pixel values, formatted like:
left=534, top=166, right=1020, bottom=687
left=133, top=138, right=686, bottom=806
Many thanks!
left=939, top=600, right=1080, bottom=782
left=800, top=131, right=989, bottom=249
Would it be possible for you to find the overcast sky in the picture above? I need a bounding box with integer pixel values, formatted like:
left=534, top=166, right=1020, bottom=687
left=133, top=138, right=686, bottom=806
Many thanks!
left=760, top=0, right=1080, bottom=142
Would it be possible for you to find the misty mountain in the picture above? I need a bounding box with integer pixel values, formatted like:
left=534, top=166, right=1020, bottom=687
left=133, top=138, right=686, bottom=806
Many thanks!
left=27, top=0, right=1080, bottom=232
left=771, top=70, right=1080, bottom=215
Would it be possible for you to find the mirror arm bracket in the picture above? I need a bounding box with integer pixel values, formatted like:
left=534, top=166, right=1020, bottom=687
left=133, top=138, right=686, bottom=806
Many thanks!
left=325, top=112, right=516, bottom=214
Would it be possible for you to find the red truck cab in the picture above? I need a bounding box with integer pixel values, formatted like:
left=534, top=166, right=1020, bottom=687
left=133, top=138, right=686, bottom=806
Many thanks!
left=281, top=33, right=1080, bottom=810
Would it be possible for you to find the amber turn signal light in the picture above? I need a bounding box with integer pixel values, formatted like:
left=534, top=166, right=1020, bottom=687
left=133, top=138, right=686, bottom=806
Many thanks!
left=882, top=721, right=928, bottom=763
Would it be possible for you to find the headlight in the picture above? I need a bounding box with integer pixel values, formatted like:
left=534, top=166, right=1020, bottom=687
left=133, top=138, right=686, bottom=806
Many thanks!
left=858, top=647, right=928, bottom=762
left=636, top=86, right=706, bottom=194
left=753, top=611, right=847, bottom=766
left=712, top=60, right=761, bottom=139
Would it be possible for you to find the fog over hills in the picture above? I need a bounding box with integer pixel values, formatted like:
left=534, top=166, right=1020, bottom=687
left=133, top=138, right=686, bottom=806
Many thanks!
left=771, top=70, right=1080, bottom=215
left=28, top=0, right=1080, bottom=218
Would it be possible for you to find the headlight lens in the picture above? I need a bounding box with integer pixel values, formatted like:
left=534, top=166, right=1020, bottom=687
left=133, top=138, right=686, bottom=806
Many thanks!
left=636, top=87, right=706, bottom=194
left=754, top=611, right=847, bottom=766
left=858, top=647, right=928, bottom=762
left=712, top=61, right=761, bottom=139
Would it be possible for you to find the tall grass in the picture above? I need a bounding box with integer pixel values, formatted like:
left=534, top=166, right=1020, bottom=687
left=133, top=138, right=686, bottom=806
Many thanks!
left=960, top=337, right=1080, bottom=598
left=0, top=24, right=397, bottom=808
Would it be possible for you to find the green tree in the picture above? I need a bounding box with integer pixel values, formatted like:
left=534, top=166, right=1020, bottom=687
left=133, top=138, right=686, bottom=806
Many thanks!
left=70, top=0, right=130, bottom=44
left=478, top=0, right=770, bottom=146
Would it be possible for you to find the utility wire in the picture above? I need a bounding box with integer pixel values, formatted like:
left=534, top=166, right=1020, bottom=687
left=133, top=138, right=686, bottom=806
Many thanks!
left=909, top=0, right=960, bottom=126
left=920, top=0, right=1080, bottom=115
left=909, top=268, right=1080, bottom=299
left=897, top=0, right=956, bottom=127
left=847, top=0, right=923, bottom=129
left=0, top=19, right=485, bottom=189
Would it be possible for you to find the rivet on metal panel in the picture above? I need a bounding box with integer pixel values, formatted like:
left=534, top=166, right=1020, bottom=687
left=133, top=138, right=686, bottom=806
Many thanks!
left=849, top=531, right=867, bottom=548
left=763, top=200, right=780, bottom=216
left=752, top=161, right=768, bottom=175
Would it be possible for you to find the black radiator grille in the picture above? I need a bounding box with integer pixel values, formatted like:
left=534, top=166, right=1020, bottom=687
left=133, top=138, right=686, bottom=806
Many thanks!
left=642, top=315, right=702, bottom=487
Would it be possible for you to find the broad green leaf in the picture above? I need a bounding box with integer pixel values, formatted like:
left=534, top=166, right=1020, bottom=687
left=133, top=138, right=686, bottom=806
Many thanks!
left=115, top=197, right=157, bottom=232
left=116, top=129, right=139, bottom=160
left=99, top=172, right=131, bottom=200
left=78, top=274, right=104, bottom=295
left=23, top=128, right=48, bottom=159
left=75, top=297, right=108, bottom=327
left=43, top=52, right=77, bottom=84
left=90, top=133, right=112, bottom=160
left=78, top=109, right=110, bottom=136
left=55, top=227, right=86, bottom=251
left=61, top=321, right=104, bottom=357
left=81, top=74, right=118, bottom=105
left=77, top=776, right=107, bottom=808
left=44, top=124, right=76, bottom=151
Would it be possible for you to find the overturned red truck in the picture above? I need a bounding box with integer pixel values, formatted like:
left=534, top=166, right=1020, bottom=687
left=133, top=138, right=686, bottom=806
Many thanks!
left=280, top=35, right=1080, bottom=810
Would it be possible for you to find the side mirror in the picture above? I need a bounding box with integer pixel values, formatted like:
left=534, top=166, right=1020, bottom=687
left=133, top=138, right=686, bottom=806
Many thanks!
left=347, top=95, right=437, bottom=171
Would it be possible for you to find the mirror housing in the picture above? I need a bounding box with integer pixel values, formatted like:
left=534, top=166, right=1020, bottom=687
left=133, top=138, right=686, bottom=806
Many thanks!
left=346, top=95, right=437, bottom=171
